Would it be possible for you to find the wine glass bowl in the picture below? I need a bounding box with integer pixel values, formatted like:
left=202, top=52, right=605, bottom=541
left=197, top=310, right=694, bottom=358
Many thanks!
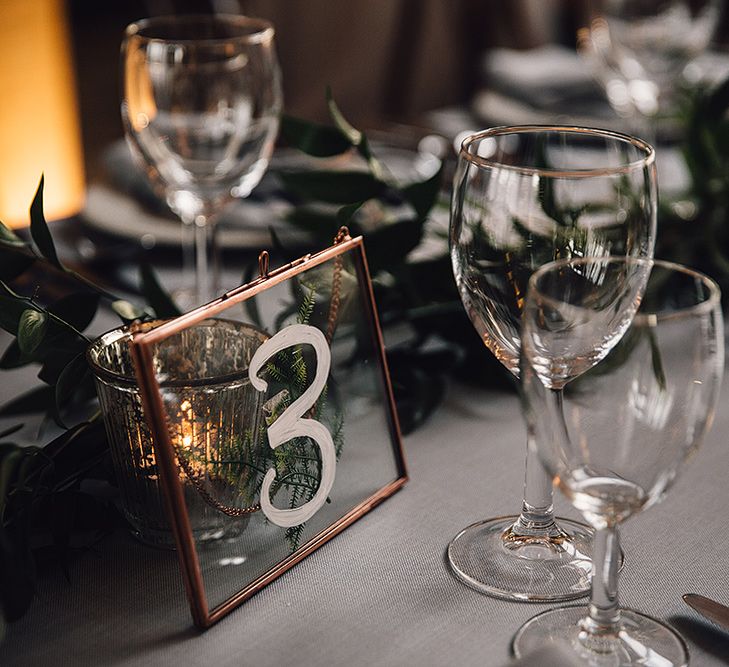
left=523, top=258, right=652, bottom=389
left=451, top=126, right=656, bottom=377
left=121, top=14, right=283, bottom=305
left=515, top=257, right=724, bottom=665
left=448, top=125, right=657, bottom=601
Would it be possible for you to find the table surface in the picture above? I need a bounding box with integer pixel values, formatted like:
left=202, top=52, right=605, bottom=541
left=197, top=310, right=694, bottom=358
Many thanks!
left=1, top=362, right=728, bottom=666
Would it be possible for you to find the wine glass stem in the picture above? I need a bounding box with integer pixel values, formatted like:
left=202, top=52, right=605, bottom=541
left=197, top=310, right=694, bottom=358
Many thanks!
left=510, top=388, right=566, bottom=537
left=579, top=525, right=622, bottom=649
left=194, top=213, right=221, bottom=305
left=513, top=435, right=557, bottom=534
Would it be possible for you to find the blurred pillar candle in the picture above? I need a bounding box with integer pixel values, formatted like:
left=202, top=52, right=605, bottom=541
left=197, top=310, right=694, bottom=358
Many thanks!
left=0, top=0, right=85, bottom=228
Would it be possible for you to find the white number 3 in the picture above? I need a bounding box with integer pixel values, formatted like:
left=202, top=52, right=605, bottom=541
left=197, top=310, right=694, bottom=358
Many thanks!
left=248, top=324, right=336, bottom=528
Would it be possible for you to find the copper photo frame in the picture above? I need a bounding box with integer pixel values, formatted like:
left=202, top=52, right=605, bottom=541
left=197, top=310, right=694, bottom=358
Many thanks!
left=129, top=230, right=407, bottom=628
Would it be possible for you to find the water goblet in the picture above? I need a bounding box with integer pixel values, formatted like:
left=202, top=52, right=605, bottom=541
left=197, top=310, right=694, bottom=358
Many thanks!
left=448, top=125, right=657, bottom=601
left=515, top=257, right=724, bottom=666
left=121, top=14, right=283, bottom=306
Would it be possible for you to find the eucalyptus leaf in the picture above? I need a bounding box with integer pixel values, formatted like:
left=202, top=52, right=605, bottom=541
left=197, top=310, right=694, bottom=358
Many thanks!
left=111, top=300, right=146, bottom=323
left=0, top=221, right=26, bottom=248
left=286, top=207, right=344, bottom=242
left=336, top=201, right=365, bottom=225
left=277, top=170, right=385, bottom=204
left=140, top=262, right=181, bottom=319
left=17, top=310, right=47, bottom=355
left=280, top=114, right=353, bottom=157
left=0, top=296, right=28, bottom=336
left=29, top=175, right=62, bottom=268
left=48, top=293, right=99, bottom=333
left=400, top=162, right=445, bottom=219
left=356, top=135, right=385, bottom=181
left=705, top=75, right=729, bottom=121
left=386, top=353, right=446, bottom=435
left=326, top=86, right=362, bottom=146
left=241, top=262, right=264, bottom=328
left=0, top=248, right=35, bottom=282
left=361, top=218, right=425, bottom=273
left=55, top=352, right=90, bottom=412
left=0, top=445, right=26, bottom=513
left=38, top=353, right=78, bottom=386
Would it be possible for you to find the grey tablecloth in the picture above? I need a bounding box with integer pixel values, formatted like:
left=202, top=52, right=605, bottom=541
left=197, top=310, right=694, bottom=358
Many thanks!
left=2, top=369, right=728, bottom=666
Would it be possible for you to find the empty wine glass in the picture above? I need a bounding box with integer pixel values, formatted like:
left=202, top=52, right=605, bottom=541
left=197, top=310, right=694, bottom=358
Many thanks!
left=515, top=257, right=724, bottom=666
left=578, top=0, right=721, bottom=140
left=448, top=126, right=657, bottom=601
left=121, top=14, right=282, bottom=306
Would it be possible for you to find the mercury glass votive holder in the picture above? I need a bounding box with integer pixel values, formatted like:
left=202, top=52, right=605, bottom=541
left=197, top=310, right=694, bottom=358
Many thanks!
left=87, top=319, right=269, bottom=548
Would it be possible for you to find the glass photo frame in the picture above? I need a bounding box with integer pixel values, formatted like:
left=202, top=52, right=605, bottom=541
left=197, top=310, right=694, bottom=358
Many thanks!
left=129, top=230, right=407, bottom=628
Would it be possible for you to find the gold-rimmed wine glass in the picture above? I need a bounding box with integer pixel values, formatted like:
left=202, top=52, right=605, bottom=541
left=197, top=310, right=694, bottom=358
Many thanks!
left=448, top=125, right=657, bottom=600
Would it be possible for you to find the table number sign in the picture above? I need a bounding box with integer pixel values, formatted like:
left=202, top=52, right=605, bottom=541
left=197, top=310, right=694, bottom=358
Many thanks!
left=249, top=324, right=336, bottom=528
left=130, top=229, right=407, bottom=628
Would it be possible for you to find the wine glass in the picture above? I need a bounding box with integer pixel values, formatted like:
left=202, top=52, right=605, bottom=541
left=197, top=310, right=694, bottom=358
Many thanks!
left=121, top=14, right=282, bottom=306
left=448, top=125, right=657, bottom=601
left=515, top=257, right=724, bottom=665
left=577, top=0, right=721, bottom=140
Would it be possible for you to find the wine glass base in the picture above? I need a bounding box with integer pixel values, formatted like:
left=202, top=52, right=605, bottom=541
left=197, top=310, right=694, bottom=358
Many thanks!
left=512, top=605, right=689, bottom=666
left=447, top=516, right=595, bottom=602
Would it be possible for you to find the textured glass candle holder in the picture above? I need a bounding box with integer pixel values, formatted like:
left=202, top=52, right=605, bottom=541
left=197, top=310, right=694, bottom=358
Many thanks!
left=87, top=319, right=268, bottom=548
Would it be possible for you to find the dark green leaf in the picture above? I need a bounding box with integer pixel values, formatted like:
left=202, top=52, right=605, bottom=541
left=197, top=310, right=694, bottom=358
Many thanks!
left=0, top=445, right=27, bottom=511
left=361, top=218, right=425, bottom=274
left=387, top=354, right=446, bottom=435
left=705, top=76, right=729, bottom=120
left=0, top=386, right=54, bottom=417
left=55, top=353, right=90, bottom=412
left=400, top=162, right=445, bottom=219
left=241, top=262, right=264, bottom=328
left=0, top=295, right=28, bottom=336
left=278, top=170, right=385, bottom=204
left=286, top=207, right=344, bottom=241
left=111, top=300, right=145, bottom=323
left=29, top=175, right=62, bottom=268
left=0, top=247, right=35, bottom=282
left=326, top=86, right=362, bottom=146
left=0, top=221, right=26, bottom=248
left=355, top=135, right=385, bottom=181
left=280, top=114, right=353, bottom=157
left=268, top=226, right=298, bottom=264
left=41, top=418, right=107, bottom=481
left=17, top=310, right=47, bottom=355
left=0, top=340, right=31, bottom=370
left=336, top=201, right=365, bottom=225
left=37, top=347, right=82, bottom=386
left=140, top=262, right=181, bottom=319
left=48, top=293, right=100, bottom=333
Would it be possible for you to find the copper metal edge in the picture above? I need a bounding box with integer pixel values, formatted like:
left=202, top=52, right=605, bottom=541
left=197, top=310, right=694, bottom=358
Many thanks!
left=129, top=233, right=408, bottom=629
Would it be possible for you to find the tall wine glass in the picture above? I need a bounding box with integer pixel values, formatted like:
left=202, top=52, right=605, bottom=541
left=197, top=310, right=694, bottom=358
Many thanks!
left=121, top=14, right=282, bottom=306
left=448, top=126, right=657, bottom=601
left=515, top=257, right=724, bottom=665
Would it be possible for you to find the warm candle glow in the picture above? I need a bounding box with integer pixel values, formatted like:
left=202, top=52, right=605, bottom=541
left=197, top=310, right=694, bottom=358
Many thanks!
left=0, top=0, right=85, bottom=228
